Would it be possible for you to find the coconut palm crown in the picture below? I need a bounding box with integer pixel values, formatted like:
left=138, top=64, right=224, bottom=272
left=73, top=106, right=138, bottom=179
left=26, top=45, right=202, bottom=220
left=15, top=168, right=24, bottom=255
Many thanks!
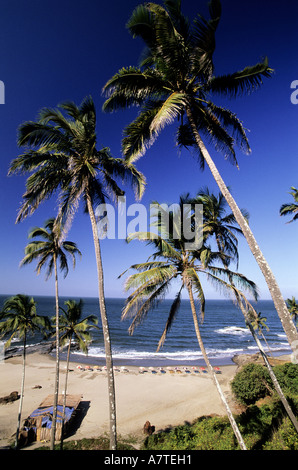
left=9, top=96, right=146, bottom=227
left=102, top=0, right=272, bottom=166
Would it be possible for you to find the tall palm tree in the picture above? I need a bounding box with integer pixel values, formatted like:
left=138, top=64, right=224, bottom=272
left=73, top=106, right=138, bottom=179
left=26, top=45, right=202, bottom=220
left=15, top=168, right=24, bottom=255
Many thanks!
left=120, top=200, right=259, bottom=450
left=280, top=187, right=298, bottom=223
left=0, top=294, right=51, bottom=449
left=56, top=299, right=98, bottom=448
left=20, top=218, right=81, bottom=450
left=197, top=189, right=298, bottom=433
left=9, top=96, right=145, bottom=450
left=102, top=0, right=298, bottom=352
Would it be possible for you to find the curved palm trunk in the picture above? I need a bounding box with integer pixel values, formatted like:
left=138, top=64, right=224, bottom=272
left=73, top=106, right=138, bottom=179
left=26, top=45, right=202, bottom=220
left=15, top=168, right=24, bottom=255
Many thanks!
left=185, top=105, right=298, bottom=354
left=86, top=195, right=117, bottom=450
left=15, top=331, right=26, bottom=449
left=186, top=284, right=247, bottom=450
left=260, top=330, right=274, bottom=357
left=60, top=339, right=71, bottom=450
left=50, top=255, right=60, bottom=450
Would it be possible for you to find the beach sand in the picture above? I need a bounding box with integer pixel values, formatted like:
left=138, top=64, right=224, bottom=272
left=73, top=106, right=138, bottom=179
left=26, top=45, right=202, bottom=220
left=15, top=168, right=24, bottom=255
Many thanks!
left=0, top=352, right=238, bottom=448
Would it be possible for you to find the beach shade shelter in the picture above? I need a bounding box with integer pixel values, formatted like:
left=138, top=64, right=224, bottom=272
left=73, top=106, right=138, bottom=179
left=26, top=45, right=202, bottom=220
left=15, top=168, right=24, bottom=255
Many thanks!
left=21, top=395, right=81, bottom=443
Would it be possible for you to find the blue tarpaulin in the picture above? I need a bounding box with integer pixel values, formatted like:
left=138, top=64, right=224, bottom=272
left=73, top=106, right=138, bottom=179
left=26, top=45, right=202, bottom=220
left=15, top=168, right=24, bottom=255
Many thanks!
left=30, top=405, right=74, bottom=428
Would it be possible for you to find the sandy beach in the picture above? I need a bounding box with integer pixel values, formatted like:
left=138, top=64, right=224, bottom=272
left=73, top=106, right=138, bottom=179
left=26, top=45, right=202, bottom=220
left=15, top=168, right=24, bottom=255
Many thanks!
left=0, top=352, right=238, bottom=448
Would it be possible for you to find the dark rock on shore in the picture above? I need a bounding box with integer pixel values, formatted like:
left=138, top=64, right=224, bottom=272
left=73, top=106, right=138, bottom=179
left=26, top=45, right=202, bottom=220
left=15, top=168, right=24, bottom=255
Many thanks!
left=4, top=341, right=55, bottom=359
left=232, top=352, right=289, bottom=368
left=0, top=391, right=19, bottom=404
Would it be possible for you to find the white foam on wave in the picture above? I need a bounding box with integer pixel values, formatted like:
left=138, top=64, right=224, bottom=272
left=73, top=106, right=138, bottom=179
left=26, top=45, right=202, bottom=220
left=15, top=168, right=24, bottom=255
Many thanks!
left=214, top=326, right=250, bottom=336
left=77, top=345, right=246, bottom=362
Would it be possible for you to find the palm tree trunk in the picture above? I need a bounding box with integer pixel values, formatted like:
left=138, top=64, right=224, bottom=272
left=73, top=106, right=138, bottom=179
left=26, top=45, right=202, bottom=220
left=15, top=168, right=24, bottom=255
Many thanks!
left=15, top=332, right=26, bottom=449
left=186, top=283, right=247, bottom=450
left=60, top=339, right=71, bottom=450
left=50, top=255, right=60, bottom=450
left=260, top=331, right=274, bottom=357
left=86, top=194, right=117, bottom=450
left=185, top=104, right=298, bottom=355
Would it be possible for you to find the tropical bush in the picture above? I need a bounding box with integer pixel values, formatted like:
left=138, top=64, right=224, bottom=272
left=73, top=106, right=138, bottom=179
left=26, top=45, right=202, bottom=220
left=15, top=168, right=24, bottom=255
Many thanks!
left=231, top=363, right=272, bottom=405
left=231, top=363, right=298, bottom=406
left=272, top=363, right=298, bottom=395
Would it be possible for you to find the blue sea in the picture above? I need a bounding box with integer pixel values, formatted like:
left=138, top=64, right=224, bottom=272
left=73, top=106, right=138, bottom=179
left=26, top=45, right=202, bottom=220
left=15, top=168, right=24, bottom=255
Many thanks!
left=0, top=295, right=292, bottom=367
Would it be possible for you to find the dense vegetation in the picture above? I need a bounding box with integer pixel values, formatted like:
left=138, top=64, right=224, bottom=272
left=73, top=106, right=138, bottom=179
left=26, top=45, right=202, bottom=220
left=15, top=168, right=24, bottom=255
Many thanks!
left=141, top=363, right=298, bottom=450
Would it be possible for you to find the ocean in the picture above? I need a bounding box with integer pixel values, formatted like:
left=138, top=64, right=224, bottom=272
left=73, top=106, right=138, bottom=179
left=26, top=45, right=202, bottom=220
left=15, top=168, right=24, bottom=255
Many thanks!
left=0, top=295, right=292, bottom=367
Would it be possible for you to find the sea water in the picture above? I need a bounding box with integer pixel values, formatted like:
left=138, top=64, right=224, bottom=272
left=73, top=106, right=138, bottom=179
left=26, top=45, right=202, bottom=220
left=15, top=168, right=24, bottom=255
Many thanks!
left=0, top=295, right=291, bottom=366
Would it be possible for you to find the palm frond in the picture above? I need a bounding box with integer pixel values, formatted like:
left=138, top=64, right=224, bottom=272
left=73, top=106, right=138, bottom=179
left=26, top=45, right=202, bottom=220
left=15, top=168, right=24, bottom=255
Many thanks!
left=206, top=102, right=250, bottom=155
left=204, top=265, right=259, bottom=301
left=157, top=286, right=182, bottom=351
left=122, top=103, right=161, bottom=162
left=126, top=4, right=155, bottom=47
left=186, top=267, right=206, bottom=321
left=102, top=67, right=166, bottom=111
left=124, top=264, right=177, bottom=291
left=149, top=92, right=187, bottom=135
left=125, top=279, right=172, bottom=335
left=208, top=57, right=273, bottom=98
left=127, top=230, right=181, bottom=261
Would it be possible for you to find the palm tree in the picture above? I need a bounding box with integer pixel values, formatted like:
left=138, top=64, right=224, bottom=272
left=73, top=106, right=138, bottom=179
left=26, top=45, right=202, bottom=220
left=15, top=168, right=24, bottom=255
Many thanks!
left=56, top=299, right=98, bottom=448
left=0, top=294, right=51, bottom=448
left=197, top=189, right=298, bottom=433
left=195, top=187, right=249, bottom=268
left=9, top=96, right=145, bottom=450
left=250, top=311, right=272, bottom=355
left=286, top=297, right=298, bottom=326
left=120, top=200, right=259, bottom=450
left=102, top=0, right=298, bottom=352
left=280, top=187, right=298, bottom=223
left=20, top=218, right=81, bottom=450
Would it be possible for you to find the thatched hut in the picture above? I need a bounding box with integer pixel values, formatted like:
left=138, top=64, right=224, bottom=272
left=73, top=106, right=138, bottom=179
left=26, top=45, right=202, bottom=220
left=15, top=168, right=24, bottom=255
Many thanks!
left=21, top=394, right=81, bottom=443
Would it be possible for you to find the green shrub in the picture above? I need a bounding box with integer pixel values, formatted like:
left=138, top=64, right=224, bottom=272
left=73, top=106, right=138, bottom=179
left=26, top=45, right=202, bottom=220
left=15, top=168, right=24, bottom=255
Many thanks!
left=271, top=363, right=298, bottom=395
left=192, top=416, right=236, bottom=450
left=231, top=363, right=271, bottom=405
left=143, top=416, right=238, bottom=451
left=263, top=417, right=298, bottom=450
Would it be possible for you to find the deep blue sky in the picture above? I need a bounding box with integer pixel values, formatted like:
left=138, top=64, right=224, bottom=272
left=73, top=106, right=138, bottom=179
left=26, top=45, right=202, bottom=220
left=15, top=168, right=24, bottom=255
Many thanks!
left=0, top=0, right=297, bottom=301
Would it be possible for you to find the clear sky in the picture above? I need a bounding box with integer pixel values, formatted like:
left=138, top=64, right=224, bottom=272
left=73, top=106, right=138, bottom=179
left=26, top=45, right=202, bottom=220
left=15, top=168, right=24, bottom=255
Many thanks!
left=0, top=0, right=297, bottom=301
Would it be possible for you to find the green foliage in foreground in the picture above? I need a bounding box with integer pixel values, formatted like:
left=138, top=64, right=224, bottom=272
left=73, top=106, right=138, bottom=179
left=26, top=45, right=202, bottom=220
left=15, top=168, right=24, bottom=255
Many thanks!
left=36, top=437, right=135, bottom=451
left=142, top=398, right=298, bottom=451
left=143, top=363, right=298, bottom=451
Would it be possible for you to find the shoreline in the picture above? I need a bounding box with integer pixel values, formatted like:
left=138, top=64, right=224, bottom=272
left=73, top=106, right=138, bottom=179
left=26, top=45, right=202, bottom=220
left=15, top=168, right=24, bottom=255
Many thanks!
left=5, top=340, right=292, bottom=368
